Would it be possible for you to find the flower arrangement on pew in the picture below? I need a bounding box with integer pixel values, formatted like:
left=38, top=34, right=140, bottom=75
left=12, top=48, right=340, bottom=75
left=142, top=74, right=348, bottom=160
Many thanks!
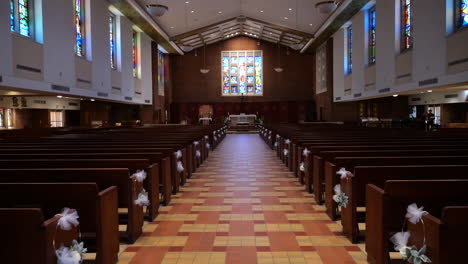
left=303, top=148, right=310, bottom=157
left=390, top=203, right=432, bottom=264
left=135, top=189, right=150, bottom=206
left=196, top=150, right=201, bottom=157
left=55, top=208, right=87, bottom=264
left=177, top=161, right=185, bottom=173
left=300, top=162, right=305, bottom=172
left=283, top=149, right=289, bottom=156
left=333, top=168, right=353, bottom=208
left=133, top=170, right=147, bottom=183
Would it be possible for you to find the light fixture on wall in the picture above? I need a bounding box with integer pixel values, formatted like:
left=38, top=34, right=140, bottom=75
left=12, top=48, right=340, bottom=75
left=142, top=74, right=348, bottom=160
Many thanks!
left=200, top=44, right=210, bottom=74
left=146, top=1, right=169, bottom=17
left=274, top=43, right=283, bottom=73
left=315, top=1, right=337, bottom=14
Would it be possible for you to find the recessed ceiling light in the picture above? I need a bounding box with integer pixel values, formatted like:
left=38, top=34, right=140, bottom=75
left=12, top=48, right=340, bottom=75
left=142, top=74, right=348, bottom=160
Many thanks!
left=288, top=8, right=292, bottom=11
left=185, top=1, right=189, bottom=3
left=427, top=90, right=433, bottom=93
left=218, top=11, right=222, bottom=14
left=284, top=17, right=288, bottom=19
left=190, top=10, right=194, bottom=13
left=393, top=94, right=398, bottom=97
left=309, top=23, right=313, bottom=26
left=57, top=95, right=63, bottom=98
left=170, top=26, right=174, bottom=29
left=260, top=10, right=264, bottom=12
left=90, top=99, right=95, bottom=101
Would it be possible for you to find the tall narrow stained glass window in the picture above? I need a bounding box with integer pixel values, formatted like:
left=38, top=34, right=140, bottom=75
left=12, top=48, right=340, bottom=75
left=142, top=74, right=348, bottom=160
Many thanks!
left=109, top=14, right=117, bottom=69
left=74, top=0, right=84, bottom=56
left=157, top=50, right=165, bottom=96
left=132, top=31, right=138, bottom=77
left=456, top=0, right=468, bottom=29
left=221, top=50, right=262, bottom=96
left=401, top=0, right=412, bottom=51
left=369, top=7, right=376, bottom=64
left=347, top=26, right=353, bottom=74
left=10, top=0, right=15, bottom=31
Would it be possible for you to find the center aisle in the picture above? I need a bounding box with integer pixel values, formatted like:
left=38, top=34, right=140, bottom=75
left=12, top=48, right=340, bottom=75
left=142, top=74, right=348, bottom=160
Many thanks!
left=120, top=134, right=367, bottom=264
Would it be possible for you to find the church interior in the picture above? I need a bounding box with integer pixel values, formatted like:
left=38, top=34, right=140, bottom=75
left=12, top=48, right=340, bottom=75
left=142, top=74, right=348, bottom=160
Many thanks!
left=1, top=0, right=468, bottom=264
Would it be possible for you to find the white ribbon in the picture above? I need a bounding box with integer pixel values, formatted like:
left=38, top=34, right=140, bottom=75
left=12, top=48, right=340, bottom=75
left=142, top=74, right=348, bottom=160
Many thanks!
left=56, top=208, right=79, bottom=231
left=205, top=135, right=209, bottom=139
left=174, top=150, right=182, bottom=159
left=177, top=161, right=185, bottom=173
left=193, top=141, right=199, bottom=146
left=336, top=167, right=353, bottom=179
left=195, top=150, right=201, bottom=157
left=285, top=139, right=291, bottom=145
left=206, top=143, right=210, bottom=148
left=133, top=170, right=147, bottom=183
left=405, top=203, right=428, bottom=224
left=134, top=189, right=150, bottom=206
left=303, top=148, right=310, bottom=157
left=390, top=231, right=411, bottom=252
left=299, top=162, right=305, bottom=172
left=283, top=149, right=289, bottom=156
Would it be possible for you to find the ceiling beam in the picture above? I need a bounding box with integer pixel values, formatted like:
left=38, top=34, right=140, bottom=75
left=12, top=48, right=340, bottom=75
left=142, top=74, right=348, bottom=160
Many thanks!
left=170, top=17, right=238, bottom=41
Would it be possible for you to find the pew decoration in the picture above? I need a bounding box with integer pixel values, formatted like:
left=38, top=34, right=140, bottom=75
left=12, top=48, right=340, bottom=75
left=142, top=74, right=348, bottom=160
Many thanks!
left=174, top=150, right=182, bottom=159
left=283, top=149, right=289, bottom=156
left=285, top=139, right=291, bottom=145
left=56, top=240, right=87, bottom=264
left=336, top=167, right=353, bottom=179
left=133, top=170, right=147, bottom=183
left=134, top=189, right=150, bottom=206
left=274, top=142, right=278, bottom=148
left=196, top=150, right=201, bottom=157
left=332, top=184, right=349, bottom=208
left=206, top=143, right=210, bottom=149
left=205, top=135, right=209, bottom=139
left=300, top=162, right=305, bottom=172
left=303, top=148, right=310, bottom=157
left=57, top=208, right=80, bottom=231
left=268, top=136, right=271, bottom=140
left=389, top=203, right=431, bottom=264
left=177, top=161, right=185, bottom=173
left=193, top=141, right=199, bottom=146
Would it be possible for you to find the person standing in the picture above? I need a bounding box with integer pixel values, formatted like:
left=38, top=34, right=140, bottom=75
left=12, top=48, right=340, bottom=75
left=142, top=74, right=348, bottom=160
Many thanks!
left=426, top=109, right=435, bottom=131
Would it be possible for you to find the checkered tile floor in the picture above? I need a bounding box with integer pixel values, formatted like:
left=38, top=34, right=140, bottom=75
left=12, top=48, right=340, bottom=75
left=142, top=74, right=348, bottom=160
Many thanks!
left=118, top=134, right=368, bottom=264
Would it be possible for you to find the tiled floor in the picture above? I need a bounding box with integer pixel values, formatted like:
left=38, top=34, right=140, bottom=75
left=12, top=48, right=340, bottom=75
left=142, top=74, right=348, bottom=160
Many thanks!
left=119, top=134, right=368, bottom=264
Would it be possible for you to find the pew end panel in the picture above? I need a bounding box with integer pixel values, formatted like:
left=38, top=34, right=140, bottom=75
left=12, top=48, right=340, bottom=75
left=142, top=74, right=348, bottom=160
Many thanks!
left=96, top=186, right=119, bottom=264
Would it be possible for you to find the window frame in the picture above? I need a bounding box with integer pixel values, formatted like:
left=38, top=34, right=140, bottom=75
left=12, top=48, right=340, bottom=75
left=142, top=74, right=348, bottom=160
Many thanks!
left=400, top=0, right=413, bottom=52
left=109, top=13, right=117, bottom=70
left=455, top=0, right=468, bottom=30
left=346, top=26, right=353, bottom=74
left=10, top=0, right=34, bottom=39
left=74, top=0, right=85, bottom=57
left=368, top=6, right=376, bottom=65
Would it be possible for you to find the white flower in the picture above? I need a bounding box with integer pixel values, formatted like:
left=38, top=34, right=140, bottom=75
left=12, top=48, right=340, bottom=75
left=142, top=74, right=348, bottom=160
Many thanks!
left=336, top=167, right=352, bottom=179
left=56, top=240, right=86, bottom=264
left=332, top=184, right=349, bottom=208
left=299, top=162, right=305, bottom=172
left=405, top=203, right=428, bottom=224
left=195, top=150, right=201, bottom=157
left=303, top=148, right=310, bottom=157
left=399, top=246, right=412, bottom=259
left=177, top=161, right=184, bottom=173
left=283, top=149, right=289, bottom=156
left=133, top=170, right=147, bottom=182
left=134, top=189, right=150, bottom=206
left=57, top=208, right=79, bottom=231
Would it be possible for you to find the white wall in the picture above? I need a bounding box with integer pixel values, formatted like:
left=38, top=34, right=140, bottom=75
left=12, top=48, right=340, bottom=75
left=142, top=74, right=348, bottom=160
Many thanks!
left=0, top=0, right=153, bottom=105
left=332, top=0, right=468, bottom=102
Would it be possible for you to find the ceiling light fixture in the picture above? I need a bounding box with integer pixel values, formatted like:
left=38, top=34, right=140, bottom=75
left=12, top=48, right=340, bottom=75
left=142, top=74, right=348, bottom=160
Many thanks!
left=200, top=44, right=210, bottom=74
left=274, top=43, right=283, bottom=73
left=393, top=94, right=399, bottom=97
left=290, top=0, right=304, bottom=50
left=315, top=1, right=337, bottom=14
left=289, top=8, right=292, bottom=11
left=57, top=95, right=63, bottom=98
left=179, top=1, right=194, bottom=53
left=427, top=90, right=433, bottom=93
left=260, top=10, right=264, bottom=12
left=146, top=1, right=169, bottom=17
left=284, top=17, right=288, bottom=19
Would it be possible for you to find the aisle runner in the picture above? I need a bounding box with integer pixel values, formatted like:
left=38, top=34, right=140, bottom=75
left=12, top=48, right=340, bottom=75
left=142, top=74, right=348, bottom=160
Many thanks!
left=119, top=134, right=367, bottom=264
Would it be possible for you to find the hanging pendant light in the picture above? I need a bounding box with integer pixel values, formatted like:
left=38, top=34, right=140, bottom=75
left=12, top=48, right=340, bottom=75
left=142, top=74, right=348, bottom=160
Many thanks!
left=146, top=1, right=169, bottom=17
left=200, top=44, right=210, bottom=74
left=178, top=1, right=193, bottom=53
left=179, top=45, right=194, bottom=52
left=274, top=43, right=283, bottom=73
left=290, top=0, right=304, bottom=50
left=315, top=1, right=337, bottom=14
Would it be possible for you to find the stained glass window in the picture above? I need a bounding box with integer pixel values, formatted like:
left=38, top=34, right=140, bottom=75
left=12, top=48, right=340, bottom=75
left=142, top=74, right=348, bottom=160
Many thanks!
left=0, top=109, right=4, bottom=128
left=109, top=14, right=116, bottom=69
left=10, top=0, right=15, bottom=31
left=158, top=50, right=165, bottom=96
left=401, top=0, right=412, bottom=50
left=221, top=50, right=263, bottom=96
left=316, top=43, right=327, bottom=94
left=18, top=0, right=30, bottom=37
left=456, top=0, right=468, bottom=29
left=6, top=109, right=14, bottom=129
left=74, top=0, right=84, bottom=56
left=369, top=7, right=376, bottom=64
left=132, top=31, right=138, bottom=77
left=347, top=26, right=353, bottom=74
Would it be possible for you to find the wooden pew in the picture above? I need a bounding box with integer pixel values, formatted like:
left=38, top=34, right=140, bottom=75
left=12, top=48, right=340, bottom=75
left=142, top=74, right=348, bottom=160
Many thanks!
left=0, top=183, right=119, bottom=264
left=337, top=164, right=468, bottom=242
left=0, top=168, right=144, bottom=243
left=365, top=180, right=468, bottom=264
left=0, top=208, right=78, bottom=264
left=406, top=206, right=468, bottom=264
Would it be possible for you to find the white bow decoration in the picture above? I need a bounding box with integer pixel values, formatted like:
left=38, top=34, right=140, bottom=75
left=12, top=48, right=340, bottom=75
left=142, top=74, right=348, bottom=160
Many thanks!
left=133, top=170, right=147, bottom=183
left=57, top=208, right=80, bottom=231
left=283, top=149, right=289, bottom=156
left=299, top=162, right=305, bottom=172
left=336, top=168, right=353, bottom=179
left=405, top=203, right=428, bottom=224
left=303, top=148, right=310, bottom=157
left=214, top=136, right=218, bottom=141
left=174, top=150, right=182, bottom=159
left=205, top=135, right=209, bottom=139
left=177, top=161, right=185, bottom=173
left=390, top=231, right=411, bottom=256
left=268, top=136, right=271, bottom=140
left=285, top=139, right=291, bottom=145
left=276, top=134, right=280, bottom=138
left=206, top=143, right=210, bottom=148
left=56, top=240, right=87, bottom=264
left=134, top=189, right=150, bottom=206
left=195, top=150, right=201, bottom=157
left=274, top=142, right=278, bottom=148
left=193, top=141, right=199, bottom=146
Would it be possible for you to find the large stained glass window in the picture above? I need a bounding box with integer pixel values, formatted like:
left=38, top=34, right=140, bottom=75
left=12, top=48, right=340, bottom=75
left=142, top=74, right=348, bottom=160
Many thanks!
left=456, top=0, right=468, bottom=29
left=369, top=7, right=376, bottom=64
left=401, top=0, right=412, bottom=51
left=221, top=50, right=263, bottom=96
left=10, top=0, right=32, bottom=37
left=109, top=14, right=117, bottom=69
left=158, top=50, right=165, bottom=96
left=347, top=26, right=353, bottom=74
left=6, top=109, right=14, bottom=129
left=132, top=31, right=138, bottom=77
left=74, top=0, right=84, bottom=56
left=0, top=109, right=4, bottom=128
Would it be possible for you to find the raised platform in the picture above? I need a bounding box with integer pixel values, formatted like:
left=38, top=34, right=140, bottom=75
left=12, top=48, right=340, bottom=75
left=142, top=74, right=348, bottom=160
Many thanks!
left=227, top=125, right=258, bottom=134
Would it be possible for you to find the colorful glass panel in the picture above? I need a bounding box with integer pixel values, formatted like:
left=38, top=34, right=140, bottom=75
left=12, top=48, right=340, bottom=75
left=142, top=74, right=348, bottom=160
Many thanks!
left=74, top=0, right=84, bottom=56
left=254, top=56, right=262, bottom=94
left=369, top=7, right=376, bottom=64
left=18, top=0, right=30, bottom=37
left=247, top=56, right=254, bottom=64
left=347, top=26, right=353, bottom=73
left=222, top=56, right=230, bottom=94
left=6, top=109, right=13, bottom=128
left=10, top=0, right=15, bottom=31
left=238, top=56, right=246, bottom=94
left=132, top=31, right=138, bottom=77
left=459, top=0, right=468, bottom=28
left=247, top=65, right=254, bottom=74
left=109, top=14, right=116, bottom=69
left=402, top=0, right=412, bottom=50
left=0, top=108, right=4, bottom=128
left=158, top=50, right=165, bottom=96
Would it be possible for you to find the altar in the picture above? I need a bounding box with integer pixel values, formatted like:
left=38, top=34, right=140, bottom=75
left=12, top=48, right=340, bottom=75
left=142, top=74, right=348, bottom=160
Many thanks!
left=229, top=114, right=256, bottom=126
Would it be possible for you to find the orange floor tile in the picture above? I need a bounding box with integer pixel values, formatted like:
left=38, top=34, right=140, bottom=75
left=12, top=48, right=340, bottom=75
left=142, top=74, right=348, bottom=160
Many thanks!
left=119, top=134, right=368, bottom=264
